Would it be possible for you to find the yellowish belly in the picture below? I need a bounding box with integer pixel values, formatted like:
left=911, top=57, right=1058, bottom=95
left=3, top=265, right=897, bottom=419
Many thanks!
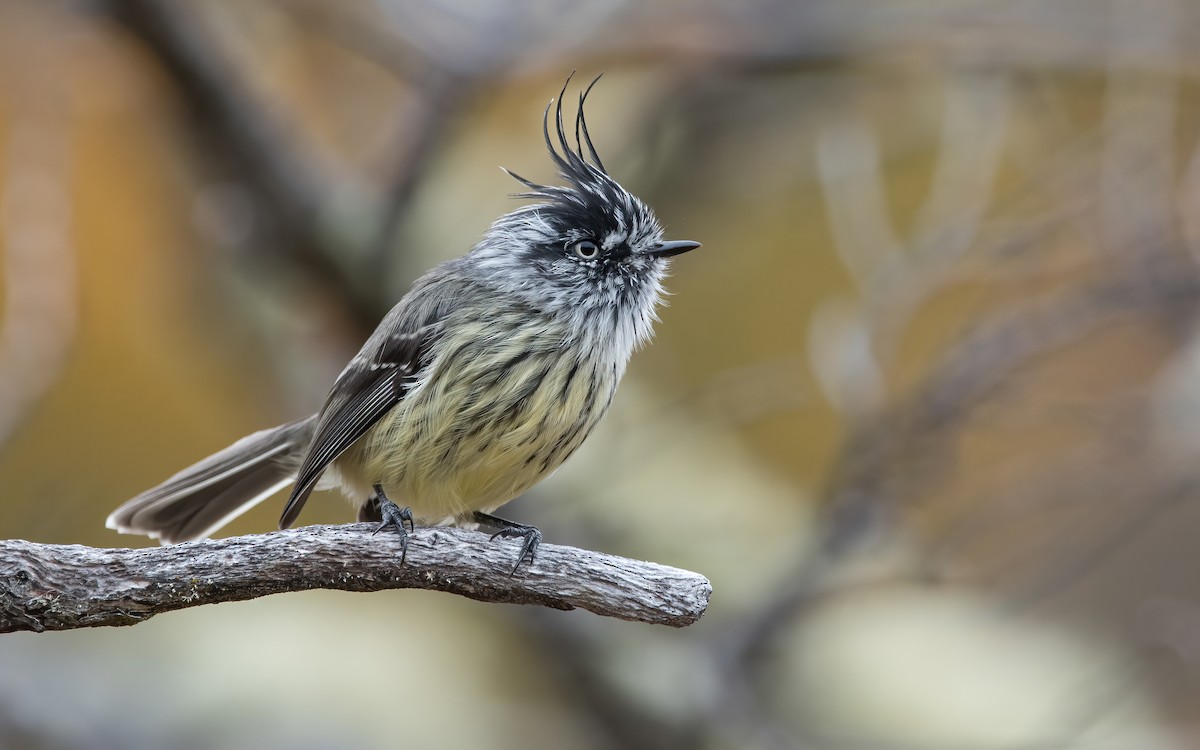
left=332, top=344, right=618, bottom=523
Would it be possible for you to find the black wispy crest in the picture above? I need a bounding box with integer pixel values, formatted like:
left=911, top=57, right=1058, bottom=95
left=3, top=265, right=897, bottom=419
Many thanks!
left=503, top=73, right=621, bottom=203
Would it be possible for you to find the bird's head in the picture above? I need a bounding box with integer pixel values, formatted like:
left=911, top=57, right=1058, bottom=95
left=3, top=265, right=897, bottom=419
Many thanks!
left=471, top=76, right=700, bottom=348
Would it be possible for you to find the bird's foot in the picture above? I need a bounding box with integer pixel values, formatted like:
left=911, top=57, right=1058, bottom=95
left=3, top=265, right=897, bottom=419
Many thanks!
left=370, top=484, right=414, bottom=564
left=473, top=511, right=542, bottom=575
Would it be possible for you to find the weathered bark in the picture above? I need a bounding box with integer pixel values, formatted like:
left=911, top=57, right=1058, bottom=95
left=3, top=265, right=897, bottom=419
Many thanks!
left=0, top=524, right=712, bottom=633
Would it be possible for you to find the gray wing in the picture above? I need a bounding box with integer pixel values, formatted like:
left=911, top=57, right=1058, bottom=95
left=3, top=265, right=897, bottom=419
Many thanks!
left=277, top=321, right=439, bottom=529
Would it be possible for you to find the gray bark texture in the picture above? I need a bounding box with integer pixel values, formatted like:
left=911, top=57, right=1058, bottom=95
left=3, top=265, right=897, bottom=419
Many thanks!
left=0, top=524, right=712, bottom=633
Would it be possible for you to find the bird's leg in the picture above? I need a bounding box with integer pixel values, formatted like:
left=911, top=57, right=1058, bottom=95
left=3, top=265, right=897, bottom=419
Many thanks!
left=370, top=484, right=414, bottom=564
left=473, top=511, right=542, bottom=575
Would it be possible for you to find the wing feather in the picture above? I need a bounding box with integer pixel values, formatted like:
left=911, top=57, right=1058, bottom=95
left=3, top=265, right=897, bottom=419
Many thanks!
left=278, top=325, right=436, bottom=529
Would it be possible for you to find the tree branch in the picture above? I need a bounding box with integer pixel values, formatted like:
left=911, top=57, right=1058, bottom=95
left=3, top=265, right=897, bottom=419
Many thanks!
left=0, top=525, right=711, bottom=633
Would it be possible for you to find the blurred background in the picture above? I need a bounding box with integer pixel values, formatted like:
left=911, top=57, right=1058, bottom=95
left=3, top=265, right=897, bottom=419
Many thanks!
left=3, top=0, right=1200, bottom=747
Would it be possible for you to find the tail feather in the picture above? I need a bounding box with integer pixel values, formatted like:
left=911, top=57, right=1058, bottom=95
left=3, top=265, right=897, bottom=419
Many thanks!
left=107, top=416, right=316, bottom=544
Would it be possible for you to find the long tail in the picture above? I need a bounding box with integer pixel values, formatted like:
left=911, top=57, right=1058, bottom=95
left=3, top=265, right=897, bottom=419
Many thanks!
left=106, top=416, right=317, bottom=544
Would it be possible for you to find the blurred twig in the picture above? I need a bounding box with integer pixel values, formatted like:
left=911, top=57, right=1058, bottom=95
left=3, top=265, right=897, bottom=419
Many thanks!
left=1002, top=478, right=1197, bottom=613
left=0, top=525, right=711, bottom=633
left=281, top=0, right=485, bottom=277
left=103, top=0, right=385, bottom=327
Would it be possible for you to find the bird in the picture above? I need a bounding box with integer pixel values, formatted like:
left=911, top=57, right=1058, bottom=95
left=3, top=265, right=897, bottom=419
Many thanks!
left=106, top=76, right=701, bottom=572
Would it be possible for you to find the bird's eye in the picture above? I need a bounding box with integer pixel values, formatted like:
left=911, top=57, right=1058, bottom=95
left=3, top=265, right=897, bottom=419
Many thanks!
left=569, top=239, right=599, bottom=260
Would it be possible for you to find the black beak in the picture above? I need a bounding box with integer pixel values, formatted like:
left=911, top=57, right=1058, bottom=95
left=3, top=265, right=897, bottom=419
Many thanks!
left=650, top=240, right=702, bottom=258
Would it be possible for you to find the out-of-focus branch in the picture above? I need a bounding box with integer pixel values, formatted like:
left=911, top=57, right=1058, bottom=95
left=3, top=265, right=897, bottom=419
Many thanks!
left=103, top=0, right=384, bottom=326
left=0, top=525, right=712, bottom=633
left=712, top=259, right=1200, bottom=696
left=108, top=0, right=327, bottom=224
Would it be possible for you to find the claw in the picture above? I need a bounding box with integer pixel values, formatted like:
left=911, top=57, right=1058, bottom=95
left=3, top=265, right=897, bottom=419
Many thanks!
left=370, top=485, right=413, bottom=565
left=477, top=512, right=542, bottom=575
